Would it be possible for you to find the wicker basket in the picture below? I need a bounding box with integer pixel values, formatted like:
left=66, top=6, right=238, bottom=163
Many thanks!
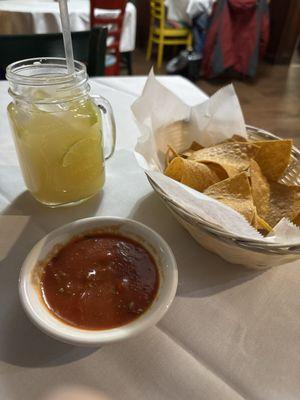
left=147, top=125, right=300, bottom=269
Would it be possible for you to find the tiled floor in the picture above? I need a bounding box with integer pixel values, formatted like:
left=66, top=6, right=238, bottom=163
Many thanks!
left=131, top=47, right=300, bottom=146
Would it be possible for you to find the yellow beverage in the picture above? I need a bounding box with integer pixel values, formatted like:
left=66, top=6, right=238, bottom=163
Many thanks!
left=8, top=96, right=104, bottom=206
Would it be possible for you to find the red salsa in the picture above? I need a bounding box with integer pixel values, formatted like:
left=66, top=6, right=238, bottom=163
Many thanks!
left=40, top=233, right=159, bottom=330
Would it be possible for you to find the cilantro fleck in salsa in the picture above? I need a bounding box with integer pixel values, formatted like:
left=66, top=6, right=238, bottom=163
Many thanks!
left=40, top=233, right=159, bottom=330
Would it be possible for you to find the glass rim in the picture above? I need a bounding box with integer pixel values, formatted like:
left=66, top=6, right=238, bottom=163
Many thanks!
left=6, top=57, right=87, bottom=87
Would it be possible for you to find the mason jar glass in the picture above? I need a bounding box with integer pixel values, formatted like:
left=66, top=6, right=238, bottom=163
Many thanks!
left=6, top=57, right=116, bottom=207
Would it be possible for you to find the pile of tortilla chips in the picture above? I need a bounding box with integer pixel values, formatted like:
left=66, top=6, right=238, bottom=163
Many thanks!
left=164, top=135, right=300, bottom=234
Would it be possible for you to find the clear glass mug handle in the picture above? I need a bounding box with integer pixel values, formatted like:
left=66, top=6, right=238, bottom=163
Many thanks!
left=92, top=95, right=116, bottom=160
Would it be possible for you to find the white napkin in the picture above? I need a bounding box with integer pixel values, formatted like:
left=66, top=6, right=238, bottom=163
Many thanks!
left=132, top=71, right=300, bottom=245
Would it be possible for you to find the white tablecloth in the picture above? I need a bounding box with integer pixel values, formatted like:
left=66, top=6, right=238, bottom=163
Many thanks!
left=0, top=0, right=136, bottom=52
left=1, top=76, right=300, bottom=400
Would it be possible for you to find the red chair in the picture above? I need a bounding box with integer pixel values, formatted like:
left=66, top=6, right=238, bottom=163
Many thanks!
left=90, top=0, right=127, bottom=75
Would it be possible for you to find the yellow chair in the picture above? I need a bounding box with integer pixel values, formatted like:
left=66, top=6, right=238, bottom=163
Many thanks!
left=146, top=0, right=192, bottom=69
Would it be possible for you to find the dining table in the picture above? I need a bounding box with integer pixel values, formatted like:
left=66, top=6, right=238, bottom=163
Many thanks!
left=0, top=0, right=136, bottom=53
left=1, top=75, right=300, bottom=400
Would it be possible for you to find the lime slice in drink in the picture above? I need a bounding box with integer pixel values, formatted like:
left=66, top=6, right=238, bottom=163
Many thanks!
left=62, top=137, right=101, bottom=168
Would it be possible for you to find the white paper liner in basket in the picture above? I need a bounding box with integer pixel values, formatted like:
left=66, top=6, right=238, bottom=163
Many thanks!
left=132, top=71, right=300, bottom=247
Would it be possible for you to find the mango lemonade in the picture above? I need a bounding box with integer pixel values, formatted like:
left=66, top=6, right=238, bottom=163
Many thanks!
left=8, top=96, right=104, bottom=206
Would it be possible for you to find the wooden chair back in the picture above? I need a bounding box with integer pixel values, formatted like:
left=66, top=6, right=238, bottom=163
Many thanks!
left=149, top=0, right=165, bottom=30
left=90, top=0, right=127, bottom=53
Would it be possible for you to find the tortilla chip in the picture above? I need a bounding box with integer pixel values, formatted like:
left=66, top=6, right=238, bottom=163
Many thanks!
left=249, top=159, right=270, bottom=218
left=250, top=160, right=272, bottom=233
left=165, top=156, right=225, bottom=192
left=253, top=139, right=292, bottom=181
left=220, top=134, right=249, bottom=144
left=164, top=156, right=185, bottom=181
left=266, top=182, right=300, bottom=227
left=293, top=213, right=300, bottom=227
left=204, top=172, right=255, bottom=223
left=252, top=209, right=272, bottom=233
left=249, top=158, right=300, bottom=227
left=164, top=136, right=298, bottom=233
left=165, top=144, right=179, bottom=166
left=180, top=141, right=204, bottom=158
left=188, top=142, right=259, bottom=177
left=231, top=134, right=249, bottom=142
left=205, top=162, right=228, bottom=181
left=181, top=161, right=224, bottom=192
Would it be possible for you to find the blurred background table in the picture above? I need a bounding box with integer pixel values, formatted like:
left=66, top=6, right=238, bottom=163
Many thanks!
left=0, top=0, right=136, bottom=52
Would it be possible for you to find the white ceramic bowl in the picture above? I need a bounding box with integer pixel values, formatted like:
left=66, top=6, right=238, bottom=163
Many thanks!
left=19, top=217, right=178, bottom=346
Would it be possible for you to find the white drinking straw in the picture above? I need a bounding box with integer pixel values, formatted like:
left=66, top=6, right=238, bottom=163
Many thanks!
left=58, top=0, right=75, bottom=74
